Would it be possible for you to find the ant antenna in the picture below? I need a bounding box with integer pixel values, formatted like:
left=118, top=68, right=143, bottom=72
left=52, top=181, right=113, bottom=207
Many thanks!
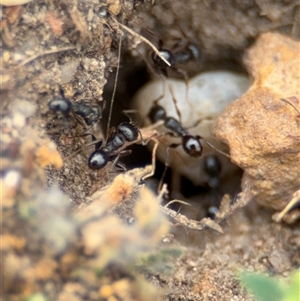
left=204, top=141, right=231, bottom=158
left=107, top=20, right=123, bottom=138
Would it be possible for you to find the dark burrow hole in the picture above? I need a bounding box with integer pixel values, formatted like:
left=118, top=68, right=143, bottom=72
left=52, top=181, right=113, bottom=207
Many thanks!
left=100, top=47, right=247, bottom=219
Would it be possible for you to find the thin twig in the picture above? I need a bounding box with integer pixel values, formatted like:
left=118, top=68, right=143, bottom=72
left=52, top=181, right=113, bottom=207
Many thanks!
left=159, top=183, right=252, bottom=234
left=18, top=46, right=76, bottom=68
left=165, top=199, right=191, bottom=208
left=281, top=98, right=300, bottom=115
left=116, top=22, right=171, bottom=67
left=107, top=25, right=123, bottom=137
left=159, top=205, right=223, bottom=233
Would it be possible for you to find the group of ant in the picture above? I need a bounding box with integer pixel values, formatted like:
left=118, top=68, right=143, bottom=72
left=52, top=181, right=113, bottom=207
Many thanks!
left=48, top=34, right=223, bottom=191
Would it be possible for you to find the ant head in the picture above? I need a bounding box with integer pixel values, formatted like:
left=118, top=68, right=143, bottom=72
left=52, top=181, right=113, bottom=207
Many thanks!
left=151, top=49, right=175, bottom=69
left=88, top=149, right=109, bottom=170
left=203, top=155, right=222, bottom=177
left=148, top=104, right=166, bottom=123
left=182, top=135, right=203, bottom=157
left=207, top=206, right=218, bottom=219
left=48, top=98, right=72, bottom=115
left=117, top=122, right=139, bottom=142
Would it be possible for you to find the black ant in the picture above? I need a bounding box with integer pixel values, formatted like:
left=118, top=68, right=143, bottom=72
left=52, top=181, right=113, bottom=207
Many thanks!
left=48, top=97, right=102, bottom=127
left=203, top=155, right=222, bottom=189
left=151, top=39, right=200, bottom=78
left=88, top=122, right=139, bottom=170
left=148, top=102, right=203, bottom=157
left=203, top=155, right=222, bottom=219
left=87, top=117, right=163, bottom=175
left=147, top=85, right=230, bottom=160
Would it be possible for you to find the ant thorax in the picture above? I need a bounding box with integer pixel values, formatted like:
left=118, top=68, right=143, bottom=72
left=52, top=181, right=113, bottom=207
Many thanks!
left=133, top=70, right=250, bottom=186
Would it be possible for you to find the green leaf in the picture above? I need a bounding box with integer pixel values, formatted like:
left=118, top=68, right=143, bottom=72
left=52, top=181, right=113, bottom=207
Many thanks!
left=25, top=292, right=48, bottom=301
left=239, top=272, right=284, bottom=301
left=135, top=247, right=184, bottom=275
left=283, top=270, right=300, bottom=301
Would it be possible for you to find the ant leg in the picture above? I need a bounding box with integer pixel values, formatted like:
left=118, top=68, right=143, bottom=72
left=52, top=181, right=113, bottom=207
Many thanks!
left=137, top=128, right=148, bottom=145
left=158, top=145, right=171, bottom=192
left=121, top=109, right=141, bottom=125
left=135, top=120, right=164, bottom=146
left=94, top=139, right=103, bottom=151
left=115, top=162, right=127, bottom=172
left=107, top=154, right=120, bottom=173
left=108, top=150, right=132, bottom=173
left=168, top=84, right=183, bottom=125
left=70, top=112, right=88, bottom=128
left=141, top=138, right=159, bottom=181
left=64, top=136, right=103, bottom=160
left=46, top=117, right=74, bottom=132
left=58, top=85, right=66, bottom=99
left=173, top=67, right=191, bottom=107
left=134, top=47, right=161, bottom=79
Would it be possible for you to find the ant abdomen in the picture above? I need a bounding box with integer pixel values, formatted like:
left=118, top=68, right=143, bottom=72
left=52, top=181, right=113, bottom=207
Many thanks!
left=117, top=122, right=139, bottom=142
left=88, top=149, right=109, bottom=170
left=182, top=135, right=203, bottom=157
left=204, top=155, right=222, bottom=178
left=148, top=105, right=166, bottom=123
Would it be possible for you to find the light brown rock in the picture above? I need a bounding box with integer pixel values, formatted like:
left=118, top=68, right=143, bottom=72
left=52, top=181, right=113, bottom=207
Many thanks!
left=214, top=32, right=300, bottom=211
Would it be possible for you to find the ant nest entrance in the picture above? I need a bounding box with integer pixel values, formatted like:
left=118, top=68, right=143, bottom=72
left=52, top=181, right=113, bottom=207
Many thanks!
left=131, top=70, right=250, bottom=223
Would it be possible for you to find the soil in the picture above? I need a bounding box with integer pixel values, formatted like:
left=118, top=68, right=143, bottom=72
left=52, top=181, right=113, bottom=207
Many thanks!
left=1, top=1, right=299, bottom=301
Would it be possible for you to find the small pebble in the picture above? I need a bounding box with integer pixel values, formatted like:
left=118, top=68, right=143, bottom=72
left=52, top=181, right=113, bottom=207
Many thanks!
left=4, top=170, right=21, bottom=188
